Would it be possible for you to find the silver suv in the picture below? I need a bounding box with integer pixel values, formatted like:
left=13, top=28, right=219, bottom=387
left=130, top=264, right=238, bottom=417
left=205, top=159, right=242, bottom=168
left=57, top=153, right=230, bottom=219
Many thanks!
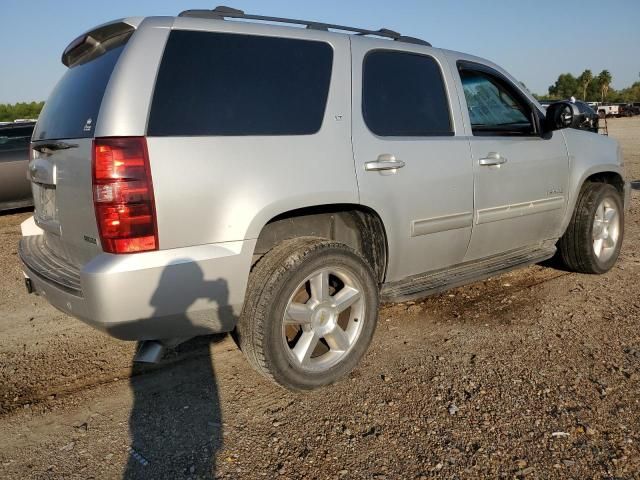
left=20, top=7, right=629, bottom=390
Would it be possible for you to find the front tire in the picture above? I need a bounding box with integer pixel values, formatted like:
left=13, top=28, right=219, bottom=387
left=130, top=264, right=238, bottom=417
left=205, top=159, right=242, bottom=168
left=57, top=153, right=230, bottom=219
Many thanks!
left=558, top=182, right=624, bottom=274
left=235, top=237, right=379, bottom=390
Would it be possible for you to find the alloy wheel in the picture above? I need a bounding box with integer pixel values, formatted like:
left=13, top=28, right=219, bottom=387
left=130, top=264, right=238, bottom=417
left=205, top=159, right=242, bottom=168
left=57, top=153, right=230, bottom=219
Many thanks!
left=592, top=196, right=620, bottom=263
left=282, top=267, right=365, bottom=372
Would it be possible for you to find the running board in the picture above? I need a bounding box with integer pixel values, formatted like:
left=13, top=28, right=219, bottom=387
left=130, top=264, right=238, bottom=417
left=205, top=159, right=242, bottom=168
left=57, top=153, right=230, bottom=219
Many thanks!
left=380, top=243, right=557, bottom=303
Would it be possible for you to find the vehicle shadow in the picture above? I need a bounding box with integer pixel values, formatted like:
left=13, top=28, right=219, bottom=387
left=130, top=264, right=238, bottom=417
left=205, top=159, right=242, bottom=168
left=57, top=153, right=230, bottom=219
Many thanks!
left=0, top=206, right=33, bottom=217
left=123, top=260, right=236, bottom=479
left=631, top=180, right=640, bottom=191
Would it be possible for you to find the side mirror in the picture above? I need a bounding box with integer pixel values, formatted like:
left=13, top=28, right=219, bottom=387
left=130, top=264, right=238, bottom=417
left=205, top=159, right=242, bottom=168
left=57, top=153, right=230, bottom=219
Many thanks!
left=545, top=101, right=583, bottom=131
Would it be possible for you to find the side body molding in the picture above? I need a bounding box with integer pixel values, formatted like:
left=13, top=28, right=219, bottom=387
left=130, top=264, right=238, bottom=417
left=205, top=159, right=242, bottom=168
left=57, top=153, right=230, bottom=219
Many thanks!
left=476, top=196, right=565, bottom=225
left=411, top=212, right=473, bottom=237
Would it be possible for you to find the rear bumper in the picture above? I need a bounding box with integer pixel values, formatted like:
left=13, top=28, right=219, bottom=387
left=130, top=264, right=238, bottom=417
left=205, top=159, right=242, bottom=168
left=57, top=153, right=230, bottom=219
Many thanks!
left=20, top=232, right=255, bottom=340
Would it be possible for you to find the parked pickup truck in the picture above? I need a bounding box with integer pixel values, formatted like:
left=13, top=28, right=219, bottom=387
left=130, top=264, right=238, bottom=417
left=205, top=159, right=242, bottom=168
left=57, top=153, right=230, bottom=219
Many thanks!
left=598, top=104, right=620, bottom=118
left=20, top=6, right=630, bottom=390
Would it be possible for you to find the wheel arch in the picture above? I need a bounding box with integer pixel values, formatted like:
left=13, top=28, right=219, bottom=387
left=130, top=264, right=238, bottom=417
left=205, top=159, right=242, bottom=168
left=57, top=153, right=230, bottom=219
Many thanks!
left=253, top=204, right=389, bottom=283
left=561, top=165, right=627, bottom=234
left=583, top=170, right=625, bottom=194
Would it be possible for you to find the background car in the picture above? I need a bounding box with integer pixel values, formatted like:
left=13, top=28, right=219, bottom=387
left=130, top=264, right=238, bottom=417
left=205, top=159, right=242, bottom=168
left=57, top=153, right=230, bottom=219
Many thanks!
left=597, top=104, right=619, bottom=118
left=0, top=121, right=34, bottom=212
left=618, top=103, right=638, bottom=117
left=574, top=100, right=600, bottom=131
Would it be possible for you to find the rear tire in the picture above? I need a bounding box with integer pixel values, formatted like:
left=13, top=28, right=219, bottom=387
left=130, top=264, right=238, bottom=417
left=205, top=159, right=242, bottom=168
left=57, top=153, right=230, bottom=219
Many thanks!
left=558, top=182, right=624, bottom=274
left=235, top=237, right=379, bottom=390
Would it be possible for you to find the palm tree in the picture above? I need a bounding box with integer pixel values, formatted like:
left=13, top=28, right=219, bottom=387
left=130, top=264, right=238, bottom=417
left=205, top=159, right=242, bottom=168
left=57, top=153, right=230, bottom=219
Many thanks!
left=579, top=69, right=593, bottom=101
left=598, top=70, right=612, bottom=102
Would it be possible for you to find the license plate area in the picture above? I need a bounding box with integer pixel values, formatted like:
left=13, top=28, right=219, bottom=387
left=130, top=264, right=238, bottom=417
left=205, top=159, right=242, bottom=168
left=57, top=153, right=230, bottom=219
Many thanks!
left=32, top=183, right=60, bottom=233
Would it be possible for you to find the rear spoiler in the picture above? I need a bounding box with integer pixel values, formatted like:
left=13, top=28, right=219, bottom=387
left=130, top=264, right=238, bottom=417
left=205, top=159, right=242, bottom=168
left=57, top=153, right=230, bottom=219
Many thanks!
left=61, top=19, right=139, bottom=67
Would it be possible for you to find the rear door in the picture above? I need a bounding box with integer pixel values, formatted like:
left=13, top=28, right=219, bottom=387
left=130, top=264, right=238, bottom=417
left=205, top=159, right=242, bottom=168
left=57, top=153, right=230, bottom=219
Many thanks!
left=453, top=60, right=569, bottom=261
left=351, top=42, right=474, bottom=282
left=30, top=26, right=133, bottom=267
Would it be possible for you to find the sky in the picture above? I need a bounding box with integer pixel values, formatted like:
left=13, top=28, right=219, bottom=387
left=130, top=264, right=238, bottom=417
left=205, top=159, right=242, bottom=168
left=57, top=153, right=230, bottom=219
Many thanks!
left=1, top=0, right=639, bottom=104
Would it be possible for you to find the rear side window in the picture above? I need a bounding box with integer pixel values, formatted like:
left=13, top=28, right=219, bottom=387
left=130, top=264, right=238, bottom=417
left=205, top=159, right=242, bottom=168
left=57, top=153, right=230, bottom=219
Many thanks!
left=148, top=31, right=333, bottom=136
left=362, top=51, right=453, bottom=137
left=0, top=125, right=34, bottom=153
left=34, top=44, right=126, bottom=141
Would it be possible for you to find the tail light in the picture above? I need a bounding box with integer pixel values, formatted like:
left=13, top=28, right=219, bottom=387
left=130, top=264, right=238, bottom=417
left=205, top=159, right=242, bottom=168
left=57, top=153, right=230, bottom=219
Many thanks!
left=92, top=137, right=158, bottom=254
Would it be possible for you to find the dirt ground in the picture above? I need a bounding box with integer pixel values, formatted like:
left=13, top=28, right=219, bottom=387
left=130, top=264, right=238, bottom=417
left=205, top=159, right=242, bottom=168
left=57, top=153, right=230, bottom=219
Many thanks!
left=1, top=117, right=639, bottom=479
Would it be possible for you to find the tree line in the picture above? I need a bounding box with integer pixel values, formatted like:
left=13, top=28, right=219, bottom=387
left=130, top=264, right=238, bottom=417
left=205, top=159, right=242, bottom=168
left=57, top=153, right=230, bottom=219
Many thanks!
left=0, top=101, right=45, bottom=122
left=540, top=70, right=640, bottom=103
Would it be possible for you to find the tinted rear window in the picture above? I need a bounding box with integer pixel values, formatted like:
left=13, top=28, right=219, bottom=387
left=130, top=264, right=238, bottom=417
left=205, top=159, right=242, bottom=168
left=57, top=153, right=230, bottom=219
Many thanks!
left=148, top=31, right=333, bottom=136
left=363, top=50, right=452, bottom=137
left=0, top=125, right=34, bottom=153
left=34, top=44, right=125, bottom=141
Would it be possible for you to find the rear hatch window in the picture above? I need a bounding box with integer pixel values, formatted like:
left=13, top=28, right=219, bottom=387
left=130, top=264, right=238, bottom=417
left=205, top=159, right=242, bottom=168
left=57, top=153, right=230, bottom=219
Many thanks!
left=29, top=23, right=133, bottom=268
left=33, top=26, right=131, bottom=141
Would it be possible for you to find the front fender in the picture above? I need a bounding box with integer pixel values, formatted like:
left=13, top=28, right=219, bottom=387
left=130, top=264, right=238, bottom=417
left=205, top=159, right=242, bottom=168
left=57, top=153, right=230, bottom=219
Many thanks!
left=560, top=129, right=627, bottom=234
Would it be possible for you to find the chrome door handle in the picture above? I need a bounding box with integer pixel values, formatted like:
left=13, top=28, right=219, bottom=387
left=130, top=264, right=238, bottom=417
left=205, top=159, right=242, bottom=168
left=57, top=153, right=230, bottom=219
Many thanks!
left=479, top=152, right=507, bottom=166
left=365, top=154, right=405, bottom=171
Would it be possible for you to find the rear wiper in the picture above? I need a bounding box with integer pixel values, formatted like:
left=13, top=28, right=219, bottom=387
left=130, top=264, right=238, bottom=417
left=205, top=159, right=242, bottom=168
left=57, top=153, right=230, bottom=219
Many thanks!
left=32, top=141, right=78, bottom=152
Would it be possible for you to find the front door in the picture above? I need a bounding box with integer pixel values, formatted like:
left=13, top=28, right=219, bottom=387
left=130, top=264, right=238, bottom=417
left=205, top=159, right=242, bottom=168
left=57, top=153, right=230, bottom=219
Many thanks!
left=351, top=42, right=474, bottom=282
left=454, top=61, right=569, bottom=261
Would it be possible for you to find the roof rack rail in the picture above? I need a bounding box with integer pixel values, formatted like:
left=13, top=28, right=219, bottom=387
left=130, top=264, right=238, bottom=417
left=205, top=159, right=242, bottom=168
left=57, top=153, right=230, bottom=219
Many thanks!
left=178, top=6, right=432, bottom=47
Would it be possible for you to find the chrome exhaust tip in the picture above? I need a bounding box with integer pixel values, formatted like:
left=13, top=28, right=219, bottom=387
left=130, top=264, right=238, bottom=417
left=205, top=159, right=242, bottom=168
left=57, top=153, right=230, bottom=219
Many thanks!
left=133, top=337, right=191, bottom=363
left=133, top=340, right=166, bottom=363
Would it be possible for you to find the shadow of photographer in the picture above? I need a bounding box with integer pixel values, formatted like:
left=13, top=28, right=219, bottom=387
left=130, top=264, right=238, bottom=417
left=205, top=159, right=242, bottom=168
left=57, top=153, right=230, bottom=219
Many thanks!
left=123, top=260, right=236, bottom=479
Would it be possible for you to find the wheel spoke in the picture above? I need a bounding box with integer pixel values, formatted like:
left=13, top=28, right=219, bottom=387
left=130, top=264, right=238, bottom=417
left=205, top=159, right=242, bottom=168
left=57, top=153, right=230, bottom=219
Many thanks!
left=603, top=235, right=616, bottom=248
left=310, top=270, right=330, bottom=302
left=324, top=326, right=351, bottom=352
left=604, top=207, right=617, bottom=225
left=593, top=238, right=604, bottom=257
left=332, top=286, right=361, bottom=313
left=292, top=331, right=318, bottom=365
left=592, top=221, right=604, bottom=240
left=597, top=202, right=605, bottom=222
left=285, top=302, right=313, bottom=325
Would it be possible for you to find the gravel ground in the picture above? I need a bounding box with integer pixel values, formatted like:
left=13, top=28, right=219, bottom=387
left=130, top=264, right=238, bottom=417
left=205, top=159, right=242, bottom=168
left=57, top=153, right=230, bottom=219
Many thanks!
left=1, top=117, right=639, bottom=479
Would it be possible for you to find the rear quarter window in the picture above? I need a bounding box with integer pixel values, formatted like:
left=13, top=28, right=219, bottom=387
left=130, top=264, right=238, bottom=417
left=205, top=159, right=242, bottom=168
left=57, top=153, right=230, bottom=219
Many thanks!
left=148, top=31, right=333, bottom=136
